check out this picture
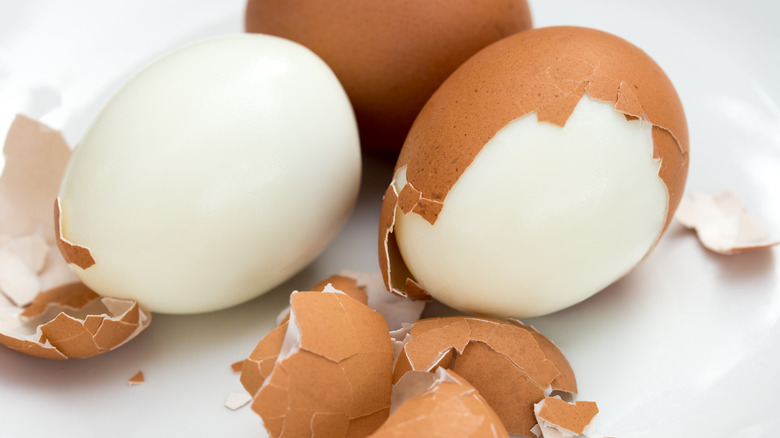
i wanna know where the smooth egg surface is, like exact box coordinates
[246,0,532,154]
[58,34,360,314]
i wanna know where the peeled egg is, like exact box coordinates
[57,34,361,314]
[245,0,532,154]
[379,26,689,318]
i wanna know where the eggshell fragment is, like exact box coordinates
[240,321,288,396]
[128,371,145,386]
[675,191,778,254]
[0,115,78,307]
[57,34,361,314]
[0,282,150,359]
[246,0,532,154]
[225,392,252,411]
[340,270,426,331]
[0,115,149,359]
[379,26,689,318]
[370,368,508,438]
[241,286,394,437]
[392,316,576,437]
[275,272,425,331]
[532,397,602,438]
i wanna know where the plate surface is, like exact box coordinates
[1,1,779,437]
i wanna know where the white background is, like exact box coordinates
[1,0,779,437]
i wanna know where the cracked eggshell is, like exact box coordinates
[56,34,361,314]
[241,286,394,438]
[0,115,149,359]
[0,115,78,307]
[675,191,779,254]
[370,368,508,438]
[379,26,689,318]
[532,396,602,438]
[246,0,532,154]
[392,316,576,437]
[275,272,426,331]
[0,282,150,359]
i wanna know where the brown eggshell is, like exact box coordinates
[240,321,289,396]
[379,25,689,300]
[370,368,508,438]
[245,0,532,154]
[274,272,425,331]
[533,396,600,437]
[127,370,145,386]
[0,282,151,359]
[509,319,578,396]
[0,115,150,359]
[54,197,95,270]
[241,286,394,438]
[392,316,577,437]
[275,274,369,326]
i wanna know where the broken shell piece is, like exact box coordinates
[393,316,576,437]
[675,191,779,254]
[0,115,72,239]
[310,274,369,304]
[54,198,95,270]
[532,396,602,438]
[240,321,289,396]
[0,236,46,307]
[275,272,425,331]
[340,270,426,331]
[274,274,369,326]
[0,115,78,307]
[241,286,394,438]
[379,26,689,318]
[0,115,149,359]
[225,392,253,411]
[0,282,150,359]
[370,368,508,438]
[127,371,145,386]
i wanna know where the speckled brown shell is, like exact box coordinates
[379,26,689,299]
[245,0,532,154]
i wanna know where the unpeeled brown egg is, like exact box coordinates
[245,0,532,154]
[57,34,361,314]
[379,26,689,318]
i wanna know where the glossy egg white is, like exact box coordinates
[57,34,361,314]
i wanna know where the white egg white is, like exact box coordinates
[58,34,361,314]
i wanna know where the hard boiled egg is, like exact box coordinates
[57,34,361,314]
[245,0,532,154]
[379,26,689,318]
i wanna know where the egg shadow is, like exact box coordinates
[665,221,777,279]
[705,248,776,280]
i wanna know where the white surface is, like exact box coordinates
[0,1,779,437]
[393,95,667,318]
[58,33,361,314]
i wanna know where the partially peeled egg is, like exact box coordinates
[379,26,689,317]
